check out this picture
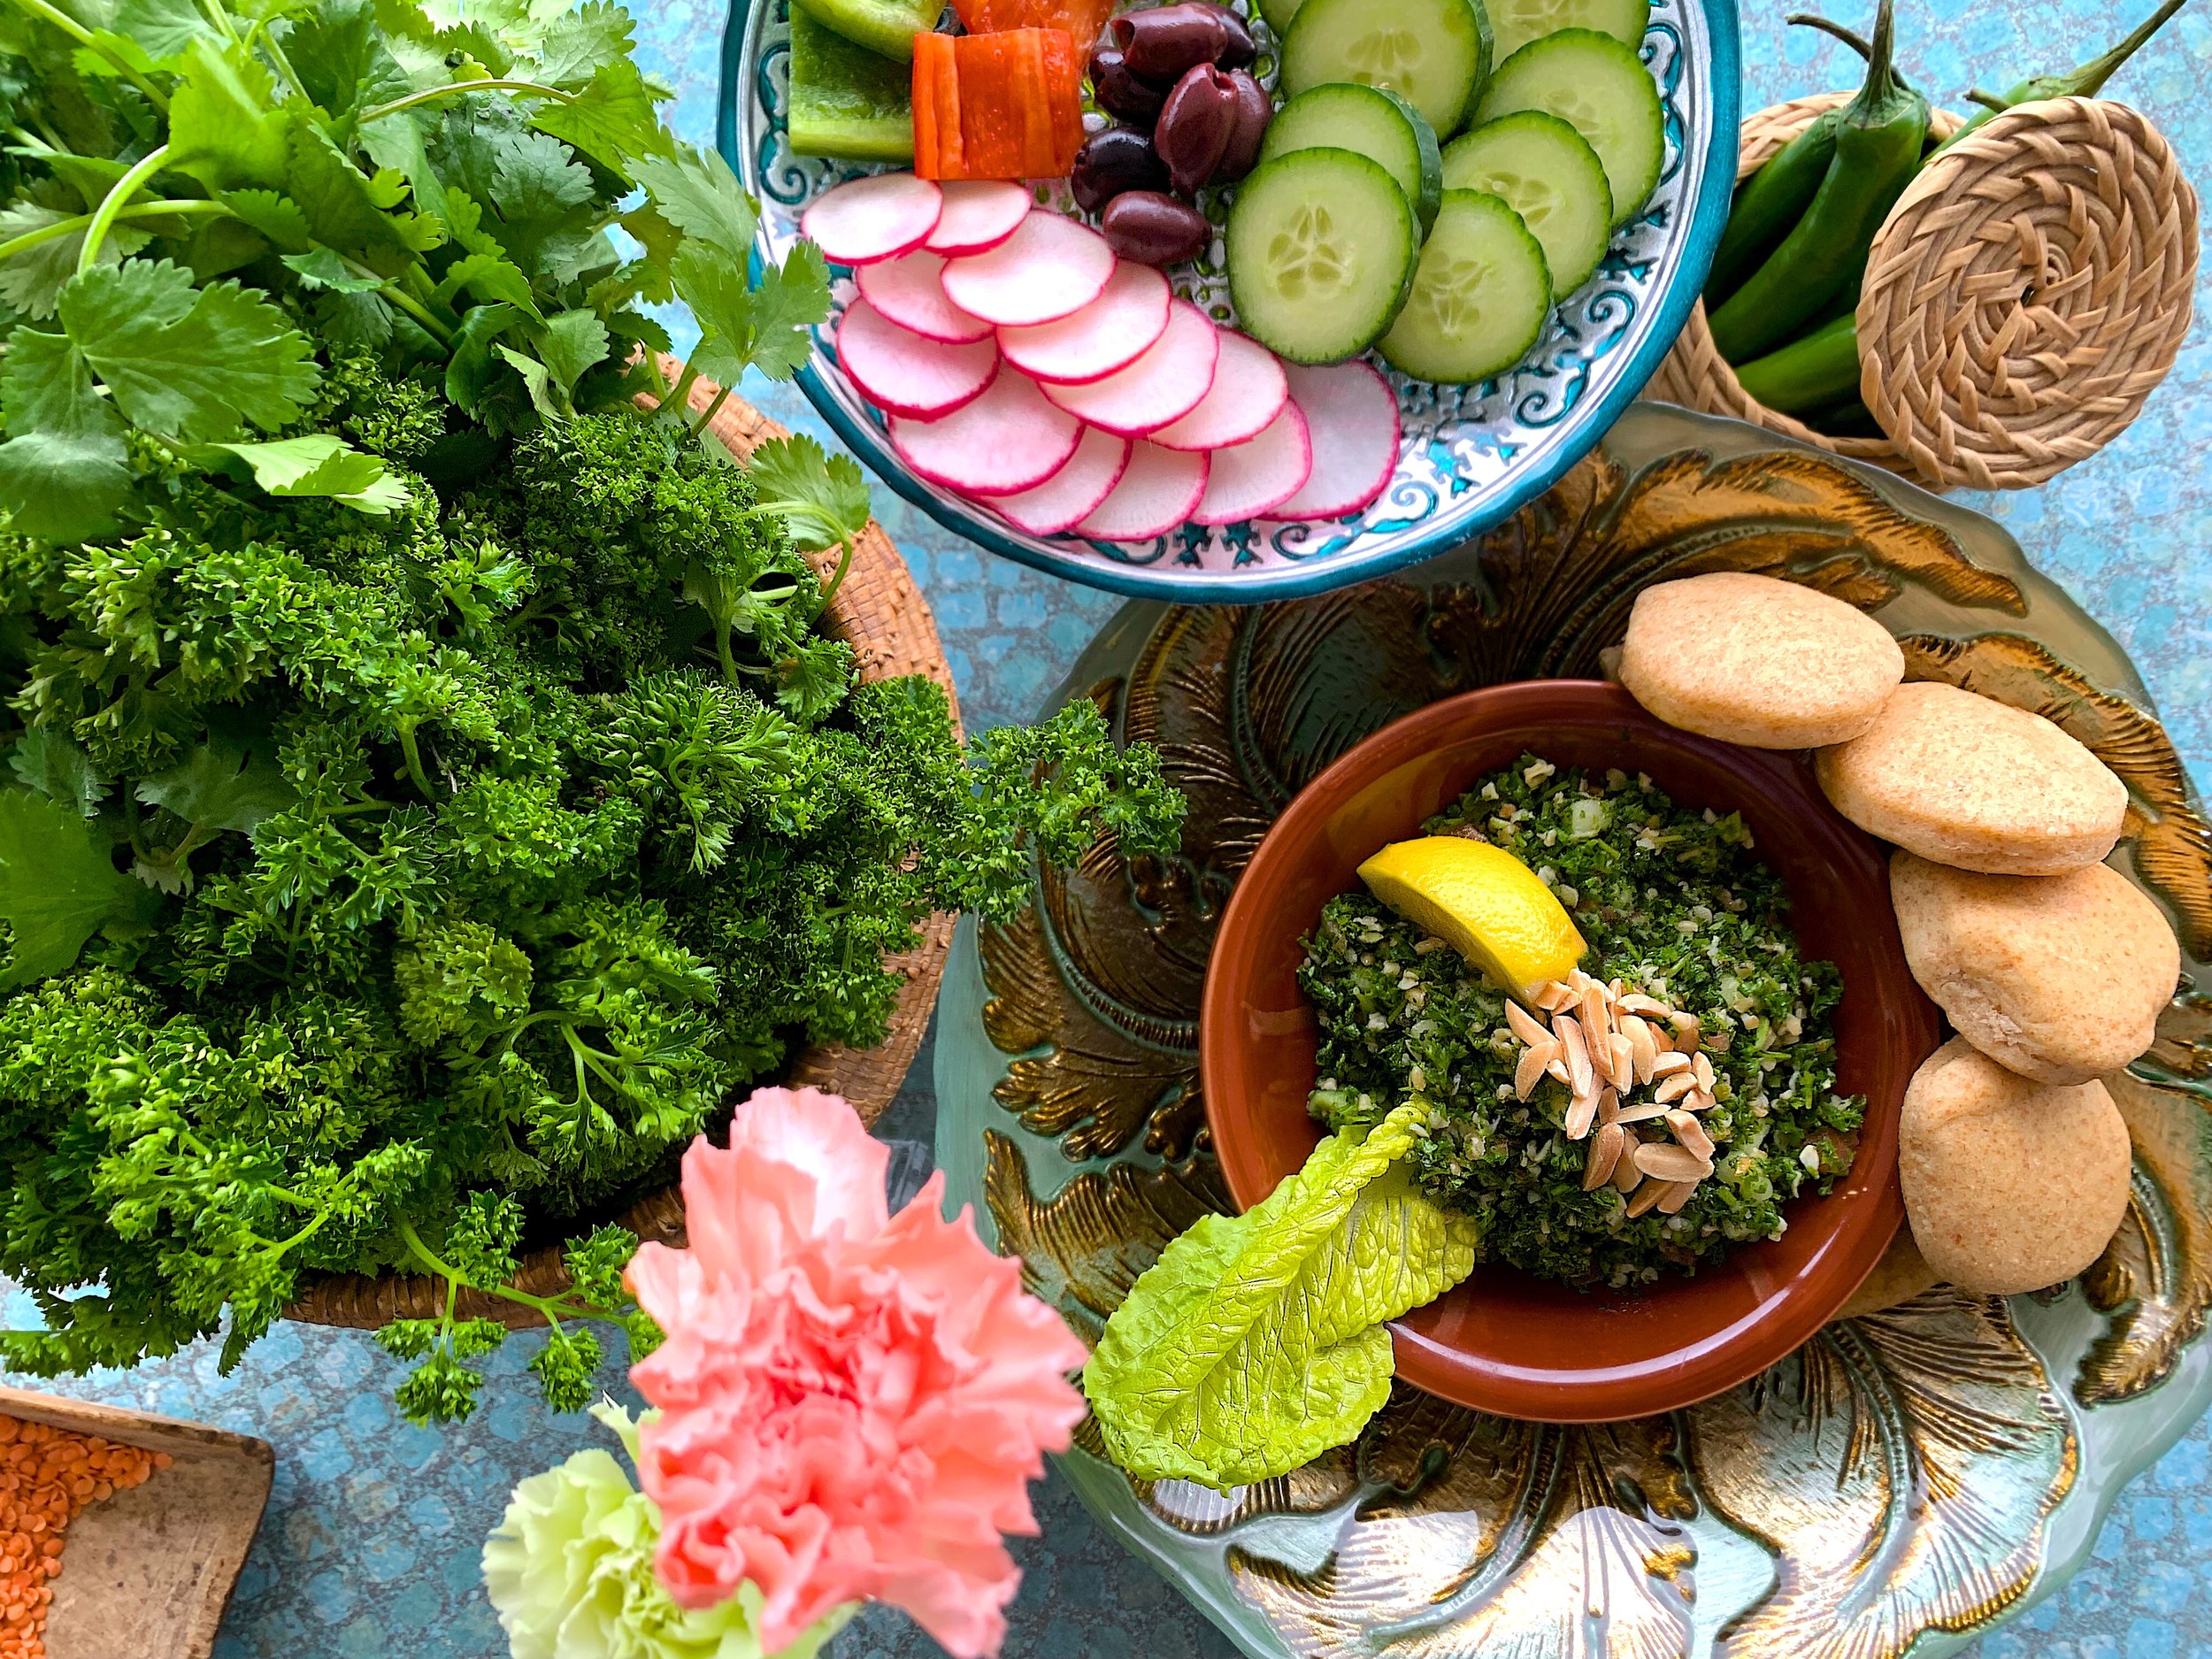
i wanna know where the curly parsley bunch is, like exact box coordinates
[0,0,1184,1421]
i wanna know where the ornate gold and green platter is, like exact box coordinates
[932,402,2212,1659]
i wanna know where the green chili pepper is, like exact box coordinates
[1733,313,1861,413]
[1707,0,1928,365]
[1939,0,2187,152]
[1801,397,1885,439]
[1706,110,1841,308]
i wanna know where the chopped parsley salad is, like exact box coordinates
[1300,755,1864,1289]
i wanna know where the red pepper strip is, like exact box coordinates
[910,32,960,179]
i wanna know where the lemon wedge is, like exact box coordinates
[1356,836,1586,1005]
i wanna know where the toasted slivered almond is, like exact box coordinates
[1656,1179,1698,1215]
[1555,1014,1594,1098]
[1624,1179,1665,1217]
[1619,993,1671,1019]
[1665,1110,1716,1160]
[1671,1012,1703,1050]
[1547,1056,1571,1084]
[1650,1050,1693,1078]
[1652,1071,1695,1103]
[1564,1095,1598,1141]
[1599,1087,1621,1127]
[1634,1142,1715,1183]
[1623,1015,1658,1084]
[1583,1122,1625,1189]
[1614,1099,1673,1125]
[1534,980,1575,1013]
[1682,1087,1716,1113]
[1579,984,1612,1048]
[1514,1042,1557,1100]
[1506,1001,1552,1048]
[1612,1130,1644,1190]
[1693,1051,1717,1094]
[1607,1033,1636,1092]
[1567,968,1594,995]
[1608,978,1627,1002]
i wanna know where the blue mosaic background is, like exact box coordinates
[8,4,2209,1656]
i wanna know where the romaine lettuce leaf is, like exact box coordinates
[1084,1101,1479,1491]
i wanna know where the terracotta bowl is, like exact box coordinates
[1200,680,1942,1422]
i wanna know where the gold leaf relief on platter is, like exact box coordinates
[1233,1409,1694,1659]
[1686,1289,2073,1659]
[980,903,1203,1162]
[981,1125,1225,1339]
[2078,1068,2212,1403]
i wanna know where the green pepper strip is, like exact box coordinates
[1733,312,1861,413]
[1707,0,1928,364]
[1938,0,2187,153]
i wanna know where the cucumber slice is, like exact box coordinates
[1256,0,1305,35]
[1280,0,1493,139]
[1485,0,1645,64]
[1475,30,1662,225]
[1259,84,1444,233]
[787,5,915,162]
[1379,188,1549,382]
[1441,111,1609,291]
[1226,148,1418,363]
[789,0,935,62]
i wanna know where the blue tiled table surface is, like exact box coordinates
[12,5,2211,1658]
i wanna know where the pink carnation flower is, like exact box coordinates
[627,1086,1088,1659]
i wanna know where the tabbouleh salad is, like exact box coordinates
[1299,755,1863,1289]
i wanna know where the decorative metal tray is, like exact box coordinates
[933,403,2212,1657]
[717,0,1740,602]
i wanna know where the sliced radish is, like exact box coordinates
[924,180,1033,257]
[940,212,1115,327]
[856,252,995,344]
[984,427,1133,534]
[1073,442,1209,541]
[802,173,943,265]
[1269,360,1402,520]
[1041,301,1219,436]
[888,373,1083,495]
[837,300,999,419]
[1192,403,1312,525]
[1150,329,1289,451]
[995,263,1171,385]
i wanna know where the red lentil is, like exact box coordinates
[0,1414,168,1659]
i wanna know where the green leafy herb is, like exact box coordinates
[0,0,1185,1425]
[1085,1102,1477,1491]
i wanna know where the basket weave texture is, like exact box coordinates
[1861,96,2199,488]
[1653,94,2198,489]
[286,377,958,1331]
[1650,94,1963,480]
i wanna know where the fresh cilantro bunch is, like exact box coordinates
[0,0,1187,1423]
[0,0,826,539]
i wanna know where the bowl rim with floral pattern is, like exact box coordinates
[1198,678,1943,1422]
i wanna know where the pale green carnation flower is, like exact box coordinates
[483,1403,851,1659]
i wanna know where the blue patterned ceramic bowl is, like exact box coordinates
[718,0,1741,601]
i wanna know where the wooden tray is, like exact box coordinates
[0,1385,273,1659]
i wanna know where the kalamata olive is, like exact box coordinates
[1188,1,1257,69]
[1070,126,1172,214]
[1088,45,1169,125]
[1101,191,1213,266]
[1214,69,1271,182]
[1153,63,1240,196]
[1111,4,1231,86]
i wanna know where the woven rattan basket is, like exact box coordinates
[1650,94,2198,488]
[287,374,958,1331]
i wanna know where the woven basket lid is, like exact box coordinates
[1858,96,2200,489]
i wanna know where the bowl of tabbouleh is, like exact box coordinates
[1199,680,1942,1423]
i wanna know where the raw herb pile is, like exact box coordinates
[1301,757,1860,1288]
[0,0,1183,1421]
